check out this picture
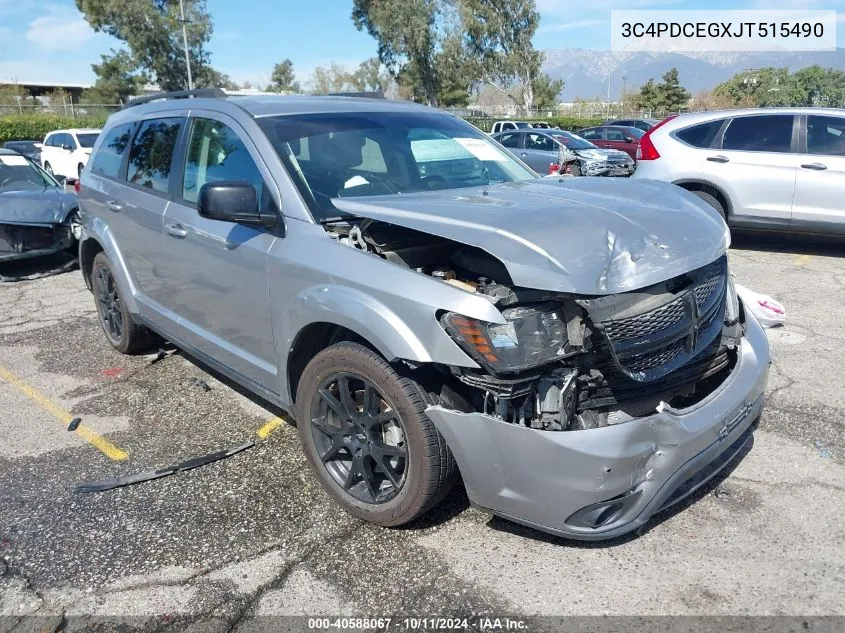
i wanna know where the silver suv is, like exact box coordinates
[633,108,845,235]
[78,91,769,541]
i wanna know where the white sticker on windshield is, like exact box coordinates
[0,155,29,166]
[454,138,508,162]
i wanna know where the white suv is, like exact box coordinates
[41,128,101,181]
[632,108,845,236]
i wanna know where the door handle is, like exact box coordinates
[165,223,188,238]
[801,162,827,171]
[105,200,122,212]
[707,155,730,163]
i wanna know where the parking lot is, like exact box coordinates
[0,235,844,629]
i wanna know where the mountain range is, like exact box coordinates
[541,48,845,101]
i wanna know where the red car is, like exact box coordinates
[575,125,644,160]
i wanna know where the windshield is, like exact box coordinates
[5,142,38,154]
[259,111,537,221]
[77,133,99,148]
[0,154,58,191]
[551,131,598,150]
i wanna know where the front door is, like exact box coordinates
[522,132,558,173]
[159,113,279,390]
[791,114,845,235]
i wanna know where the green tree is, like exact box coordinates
[350,57,390,93]
[352,0,452,106]
[787,65,845,107]
[308,63,353,94]
[75,0,214,91]
[81,50,147,105]
[0,84,33,113]
[270,59,300,93]
[634,68,691,112]
[460,0,542,109]
[530,73,564,109]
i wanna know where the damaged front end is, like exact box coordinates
[325,212,768,540]
[0,222,74,262]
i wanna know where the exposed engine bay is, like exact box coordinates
[326,218,744,432]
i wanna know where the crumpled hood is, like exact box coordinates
[332,178,729,295]
[0,188,77,226]
[575,147,631,162]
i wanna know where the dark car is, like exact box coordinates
[602,118,659,131]
[0,149,80,262]
[577,125,644,160]
[3,140,42,163]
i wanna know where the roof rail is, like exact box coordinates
[327,91,385,99]
[123,87,228,109]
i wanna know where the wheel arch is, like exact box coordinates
[80,237,104,291]
[673,179,732,218]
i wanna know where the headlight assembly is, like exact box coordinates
[441,302,569,373]
[725,273,741,325]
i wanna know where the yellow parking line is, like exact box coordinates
[795,254,812,266]
[0,364,128,461]
[256,417,284,439]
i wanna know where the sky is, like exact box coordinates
[0,0,844,88]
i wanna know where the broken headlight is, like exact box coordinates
[725,274,740,324]
[441,302,568,373]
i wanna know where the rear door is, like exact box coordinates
[707,114,798,228]
[603,128,638,158]
[791,113,845,235]
[521,132,558,173]
[158,113,279,389]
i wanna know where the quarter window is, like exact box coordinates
[126,118,182,193]
[675,120,724,148]
[806,115,845,157]
[182,118,267,207]
[722,115,794,153]
[90,123,133,179]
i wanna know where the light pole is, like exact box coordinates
[178,0,193,90]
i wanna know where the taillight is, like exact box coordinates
[636,115,678,161]
[74,180,80,194]
[548,162,560,175]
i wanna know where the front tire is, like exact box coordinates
[91,253,156,354]
[295,342,456,527]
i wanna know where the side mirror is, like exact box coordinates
[198,181,276,228]
[61,144,73,151]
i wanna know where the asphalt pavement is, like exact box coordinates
[0,236,843,632]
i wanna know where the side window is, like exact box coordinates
[44,135,55,147]
[497,132,521,149]
[722,115,794,153]
[606,129,626,142]
[806,115,845,157]
[182,117,266,207]
[90,123,133,179]
[65,134,77,150]
[126,117,182,193]
[526,133,554,151]
[579,128,600,140]
[675,120,724,148]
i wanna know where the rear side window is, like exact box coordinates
[675,119,724,148]
[606,129,627,141]
[126,118,182,193]
[182,118,266,207]
[579,128,602,140]
[722,115,794,153]
[90,123,133,179]
[497,132,521,148]
[806,115,845,157]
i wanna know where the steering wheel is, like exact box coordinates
[419,175,447,190]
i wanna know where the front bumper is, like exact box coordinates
[582,161,635,177]
[426,312,770,540]
[0,223,73,262]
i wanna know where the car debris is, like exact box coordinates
[736,284,785,328]
[191,378,212,392]
[74,440,255,493]
[66,417,82,432]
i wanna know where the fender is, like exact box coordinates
[79,217,140,316]
[275,284,489,401]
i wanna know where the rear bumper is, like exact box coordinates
[426,313,770,541]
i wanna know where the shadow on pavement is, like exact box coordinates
[0,252,78,282]
[731,231,845,257]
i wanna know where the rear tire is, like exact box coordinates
[692,190,727,222]
[91,252,157,354]
[44,162,53,176]
[78,163,84,179]
[295,342,456,527]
